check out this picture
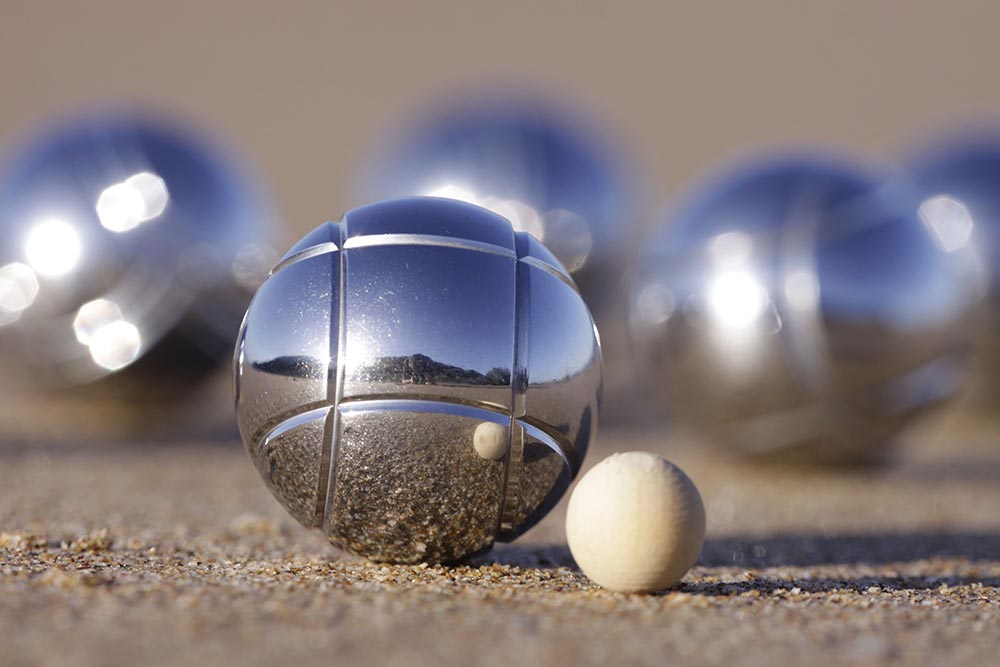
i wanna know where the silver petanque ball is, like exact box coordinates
[0,110,276,435]
[903,136,1000,402]
[629,156,971,464]
[235,197,602,563]
[357,95,635,296]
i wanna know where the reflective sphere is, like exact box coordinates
[358,95,634,286]
[235,197,602,563]
[629,156,970,464]
[0,112,275,395]
[904,137,1000,400]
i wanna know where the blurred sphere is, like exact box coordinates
[629,156,971,464]
[358,94,635,295]
[0,110,277,437]
[904,136,1000,402]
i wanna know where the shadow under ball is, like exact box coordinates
[357,95,636,304]
[629,156,970,464]
[235,197,602,563]
[904,137,1000,404]
[0,111,276,436]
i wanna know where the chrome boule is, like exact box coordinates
[629,155,971,464]
[0,110,277,438]
[903,135,1000,404]
[235,197,602,562]
[358,94,635,293]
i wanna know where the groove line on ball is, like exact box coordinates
[518,255,577,292]
[518,418,575,471]
[269,240,340,276]
[498,232,532,537]
[317,219,349,527]
[259,405,334,450]
[249,400,333,452]
[343,232,517,258]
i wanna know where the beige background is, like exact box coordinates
[2,1,998,242]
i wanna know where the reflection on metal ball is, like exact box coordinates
[235,197,602,563]
[358,94,635,287]
[904,136,1000,400]
[473,421,508,461]
[629,156,971,464]
[0,110,276,427]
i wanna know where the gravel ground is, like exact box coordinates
[2,407,1000,667]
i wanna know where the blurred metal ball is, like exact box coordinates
[904,136,1000,400]
[235,197,601,563]
[358,94,635,289]
[629,156,970,464]
[0,111,276,433]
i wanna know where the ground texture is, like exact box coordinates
[2,408,1000,667]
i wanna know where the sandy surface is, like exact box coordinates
[2,408,1000,667]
